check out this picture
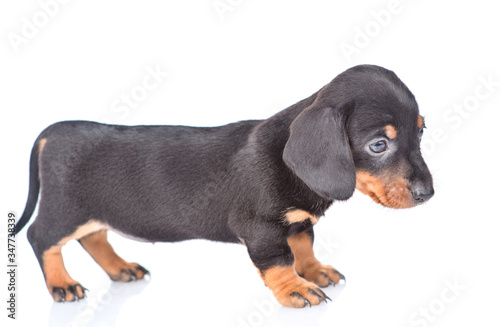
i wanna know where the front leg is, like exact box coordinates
[246,231,329,308]
[288,228,345,287]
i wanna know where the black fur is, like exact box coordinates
[17,64,433,283]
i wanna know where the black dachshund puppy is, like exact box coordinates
[15,64,433,307]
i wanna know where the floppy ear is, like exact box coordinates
[283,106,356,200]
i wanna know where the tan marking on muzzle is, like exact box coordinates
[355,171,416,209]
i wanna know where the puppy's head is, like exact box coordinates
[283,65,434,208]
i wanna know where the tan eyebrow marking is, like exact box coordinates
[384,125,397,139]
[417,115,425,129]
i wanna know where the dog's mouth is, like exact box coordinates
[355,171,416,209]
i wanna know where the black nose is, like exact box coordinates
[411,184,434,204]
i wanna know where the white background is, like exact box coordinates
[1,1,499,326]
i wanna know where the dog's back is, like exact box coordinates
[34,120,260,242]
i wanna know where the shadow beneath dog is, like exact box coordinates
[48,278,150,327]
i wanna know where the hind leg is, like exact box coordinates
[79,230,149,282]
[28,219,106,302]
[42,245,87,302]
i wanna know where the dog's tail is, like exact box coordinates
[15,138,43,235]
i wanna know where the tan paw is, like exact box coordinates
[261,266,330,308]
[108,263,149,282]
[48,282,86,302]
[300,262,345,287]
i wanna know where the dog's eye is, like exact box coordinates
[418,127,425,140]
[369,140,388,153]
